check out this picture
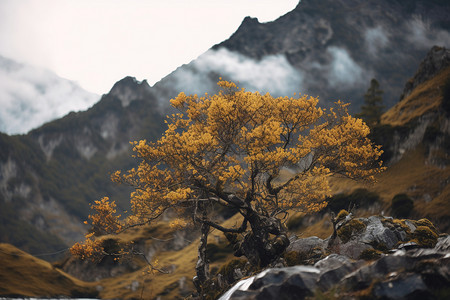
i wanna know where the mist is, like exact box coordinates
[0,56,99,135]
[168,48,305,97]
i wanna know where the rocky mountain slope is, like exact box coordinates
[0,77,165,257]
[208,0,450,111]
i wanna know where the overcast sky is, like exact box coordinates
[0,0,298,94]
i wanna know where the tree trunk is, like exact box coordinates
[236,211,290,267]
[194,210,210,295]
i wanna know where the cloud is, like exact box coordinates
[0,56,99,134]
[325,46,367,89]
[365,26,389,57]
[407,16,450,49]
[169,48,305,97]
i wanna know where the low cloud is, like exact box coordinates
[169,48,305,97]
[326,46,366,89]
[407,16,450,49]
[0,56,99,134]
[365,26,389,57]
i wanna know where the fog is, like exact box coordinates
[0,56,99,134]
[169,48,305,97]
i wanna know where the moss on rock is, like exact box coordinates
[337,219,366,243]
[413,226,439,248]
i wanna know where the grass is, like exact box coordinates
[0,243,97,298]
[381,66,450,126]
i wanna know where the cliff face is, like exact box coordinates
[379,47,450,167]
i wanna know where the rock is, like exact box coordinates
[314,254,364,290]
[359,216,399,249]
[397,241,420,250]
[337,241,373,259]
[401,46,450,100]
[221,247,450,300]
[220,266,320,300]
[286,236,325,253]
[435,235,450,251]
[372,273,431,299]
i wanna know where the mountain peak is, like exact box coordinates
[108,76,152,107]
[401,46,450,101]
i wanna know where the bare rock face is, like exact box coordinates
[401,46,450,100]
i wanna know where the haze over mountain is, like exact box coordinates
[0,56,99,135]
[0,0,449,260]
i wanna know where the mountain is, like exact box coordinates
[0,77,165,258]
[1,0,450,260]
[159,0,450,113]
[0,56,99,134]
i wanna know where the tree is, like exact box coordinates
[357,78,384,127]
[71,80,384,292]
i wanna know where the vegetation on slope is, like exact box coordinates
[0,243,97,298]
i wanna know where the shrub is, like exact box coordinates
[359,248,382,260]
[413,226,439,248]
[391,194,414,218]
[217,258,248,284]
[336,209,349,221]
[325,189,380,214]
[206,243,234,263]
[286,214,304,230]
[337,219,366,243]
[283,251,306,266]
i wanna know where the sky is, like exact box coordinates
[0,0,298,94]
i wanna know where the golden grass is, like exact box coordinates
[381,66,450,126]
[328,146,450,224]
[0,243,96,297]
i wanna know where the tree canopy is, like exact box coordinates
[72,80,384,289]
[357,78,384,127]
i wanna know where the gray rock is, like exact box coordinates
[221,246,450,300]
[221,266,320,300]
[404,220,417,232]
[287,236,325,254]
[373,273,430,299]
[337,241,373,259]
[435,235,450,251]
[315,254,364,290]
[359,216,399,248]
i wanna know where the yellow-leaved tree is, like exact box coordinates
[72,80,384,290]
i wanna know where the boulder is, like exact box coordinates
[220,247,450,300]
[219,266,320,300]
[435,235,450,251]
[358,216,399,249]
[286,236,325,253]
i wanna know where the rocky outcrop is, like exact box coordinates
[221,247,450,300]
[401,46,450,100]
[221,216,449,300]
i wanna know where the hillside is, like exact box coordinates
[0,243,97,298]
[329,46,450,231]
[0,77,166,257]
